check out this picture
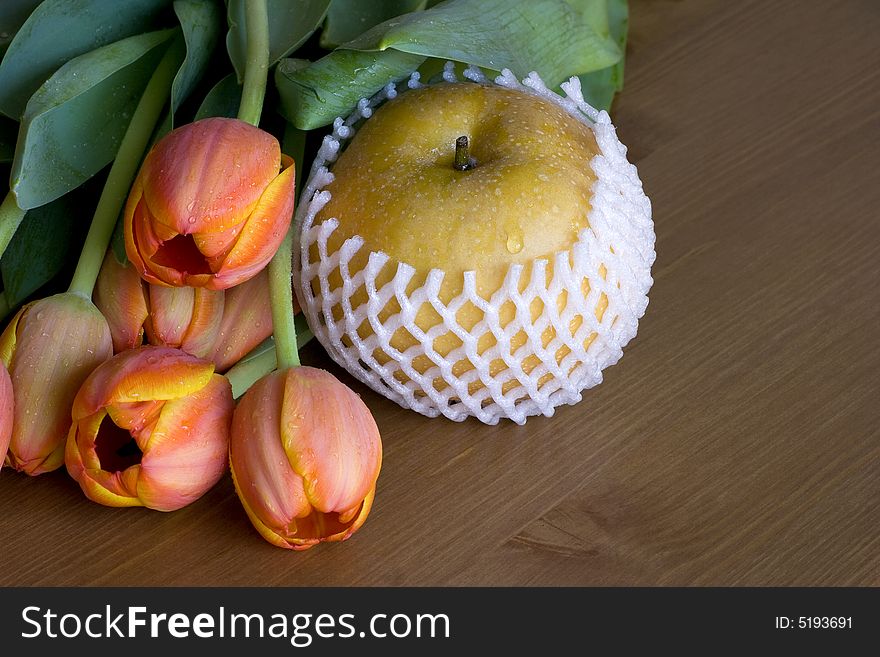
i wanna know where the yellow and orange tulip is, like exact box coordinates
[229,366,382,550]
[1,362,12,471]
[65,346,232,511]
[0,293,112,475]
[124,117,295,290]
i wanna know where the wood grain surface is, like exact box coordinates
[1,0,878,586]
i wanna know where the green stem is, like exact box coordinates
[0,191,27,262]
[225,314,314,398]
[67,38,183,298]
[236,0,269,127]
[268,231,299,369]
[225,341,276,399]
[235,0,299,371]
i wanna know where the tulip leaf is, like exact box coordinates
[10,28,176,210]
[0,0,44,60]
[171,0,223,118]
[226,0,331,83]
[0,0,172,120]
[0,192,78,308]
[0,116,17,163]
[340,0,620,87]
[320,0,426,49]
[194,73,242,120]
[276,50,425,130]
[574,0,629,110]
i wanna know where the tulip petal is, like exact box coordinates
[144,285,225,358]
[140,118,281,235]
[94,252,148,353]
[229,371,310,530]
[137,374,231,511]
[73,346,214,416]
[214,158,295,288]
[145,285,196,347]
[280,367,382,514]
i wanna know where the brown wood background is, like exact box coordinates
[1,0,878,586]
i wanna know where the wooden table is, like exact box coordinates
[2,0,877,586]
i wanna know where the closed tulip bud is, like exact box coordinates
[1,363,12,471]
[65,346,232,511]
[144,285,224,359]
[95,251,225,358]
[210,269,274,372]
[0,293,112,475]
[124,117,295,290]
[230,366,382,550]
[93,251,149,353]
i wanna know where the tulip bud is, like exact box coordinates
[0,293,112,475]
[210,269,274,372]
[124,117,296,290]
[93,251,149,352]
[144,285,224,359]
[230,366,382,549]
[95,251,225,358]
[65,346,232,511]
[1,363,12,471]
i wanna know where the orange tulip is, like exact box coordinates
[65,346,232,511]
[94,251,224,359]
[93,251,149,353]
[124,117,295,290]
[229,366,382,549]
[1,363,12,472]
[143,285,224,359]
[0,293,112,475]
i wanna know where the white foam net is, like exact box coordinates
[294,65,655,425]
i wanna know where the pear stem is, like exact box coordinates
[453,135,475,171]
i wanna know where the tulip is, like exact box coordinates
[1,363,12,471]
[124,117,296,290]
[229,366,382,549]
[210,268,275,372]
[65,346,232,511]
[0,293,112,475]
[143,285,224,359]
[93,251,149,352]
[94,251,225,358]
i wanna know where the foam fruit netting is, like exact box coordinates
[294,63,655,425]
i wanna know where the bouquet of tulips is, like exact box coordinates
[0,0,628,549]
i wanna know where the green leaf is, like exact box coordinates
[194,72,241,120]
[11,28,176,210]
[0,0,171,119]
[0,192,78,307]
[171,0,223,118]
[320,0,426,49]
[575,0,628,110]
[0,0,44,60]
[341,0,620,88]
[0,115,16,163]
[275,50,424,130]
[226,0,331,83]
